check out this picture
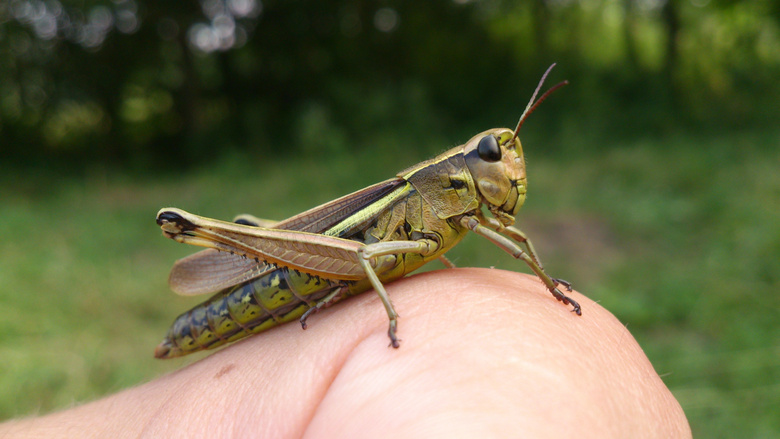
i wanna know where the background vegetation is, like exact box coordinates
[1,0,778,436]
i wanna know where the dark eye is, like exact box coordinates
[477,135,501,162]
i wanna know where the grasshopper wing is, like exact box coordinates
[167,214,278,295]
[167,249,274,296]
[162,178,410,292]
[158,209,371,279]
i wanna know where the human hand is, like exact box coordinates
[1,269,691,438]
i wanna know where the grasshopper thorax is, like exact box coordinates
[464,128,526,226]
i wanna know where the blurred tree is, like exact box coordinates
[0,0,778,169]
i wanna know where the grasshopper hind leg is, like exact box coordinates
[232,214,279,228]
[299,286,345,330]
[358,239,440,348]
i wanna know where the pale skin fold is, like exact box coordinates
[1,269,691,439]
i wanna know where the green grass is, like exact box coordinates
[1,127,778,437]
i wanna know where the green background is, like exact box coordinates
[1,1,778,436]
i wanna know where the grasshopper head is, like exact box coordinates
[464,64,568,226]
[464,129,526,225]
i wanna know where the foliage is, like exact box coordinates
[1,0,778,167]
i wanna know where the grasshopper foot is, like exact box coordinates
[550,287,582,316]
[388,320,401,348]
[300,287,344,331]
[568,297,582,316]
[300,306,319,330]
[552,277,573,292]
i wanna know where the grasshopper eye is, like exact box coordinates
[477,135,501,162]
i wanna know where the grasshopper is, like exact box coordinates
[154,64,581,359]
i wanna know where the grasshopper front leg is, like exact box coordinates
[459,215,582,315]
[476,212,572,292]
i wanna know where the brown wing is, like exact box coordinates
[165,178,407,295]
[159,209,368,280]
[274,178,407,234]
[167,250,274,296]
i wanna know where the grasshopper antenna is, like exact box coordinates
[514,63,569,139]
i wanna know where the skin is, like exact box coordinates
[1,269,691,438]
